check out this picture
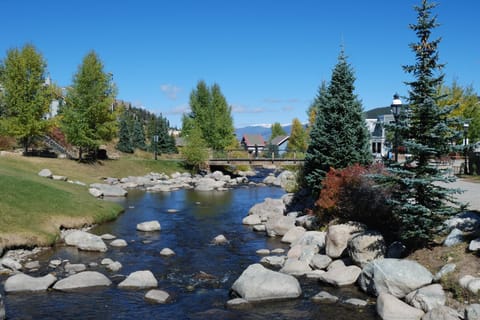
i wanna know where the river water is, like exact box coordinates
[1,185,378,319]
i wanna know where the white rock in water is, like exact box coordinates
[160,248,175,256]
[53,271,112,291]
[64,230,107,252]
[5,273,57,293]
[106,261,122,272]
[145,289,170,303]
[212,234,228,245]
[110,239,128,247]
[136,220,161,232]
[231,263,301,302]
[118,270,158,289]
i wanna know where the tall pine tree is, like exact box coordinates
[116,116,133,153]
[378,0,462,248]
[304,51,371,196]
[131,118,146,150]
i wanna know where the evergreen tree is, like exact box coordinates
[379,0,462,248]
[131,118,146,150]
[303,52,371,195]
[156,114,177,154]
[116,116,133,153]
[0,44,53,153]
[61,51,116,160]
[287,118,307,153]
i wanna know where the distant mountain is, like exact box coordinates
[235,124,292,141]
[364,106,391,119]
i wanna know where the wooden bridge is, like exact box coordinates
[208,158,304,166]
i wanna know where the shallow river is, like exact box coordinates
[1,185,378,319]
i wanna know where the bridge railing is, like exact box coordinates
[208,149,305,165]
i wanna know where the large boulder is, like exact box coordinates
[65,263,87,273]
[1,257,22,271]
[242,215,262,225]
[110,239,128,247]
[348,231,386,268]
[53,271,111,291]
[265,215,296,237]
[279,258,312,276]
[90,183,127,197]
[443,228,464,247]
[376,292,424,320]
[281,226,306,244]
[444,211,480,232]
[465,304,480,320]
[89,188,103,198]
[358,259,433,298]
[136,220,161,232]
[318,265,362,287]
[291,231,326,251]
[421,306,462,320]
[231,263,301,302]
[145,289,170,304]
[275,170,297,191]
[118,270,158,289]
[325,222,365,259]
[194,177,225,191]
[248,198,285,222]
[405,284,446,312]
[64,230,107,252]
[260,255,286,269]
[38,168,53,178]
[4,273,57,293]
[310,254,332,270]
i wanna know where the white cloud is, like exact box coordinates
[160,84,181,100]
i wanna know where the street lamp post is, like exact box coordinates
[153,135,159,160]
[390,93,403,163]
[464,123,469,175]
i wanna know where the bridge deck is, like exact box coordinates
[208,158,304,166]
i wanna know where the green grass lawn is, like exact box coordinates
[0,154,185,249]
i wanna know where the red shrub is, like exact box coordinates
[317,164,367,211]
[316,163,398,241]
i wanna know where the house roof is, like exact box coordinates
[242,134,266,147]
[270,135,289,146]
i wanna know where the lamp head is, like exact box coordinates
[391,93,403,116]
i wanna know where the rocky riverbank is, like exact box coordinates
[232,195,480,320]
[0,168,297,319]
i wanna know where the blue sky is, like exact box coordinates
[1,1,478,128]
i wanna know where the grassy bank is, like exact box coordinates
[0,154,185,250]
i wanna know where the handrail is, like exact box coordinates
[43,135,77,159]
